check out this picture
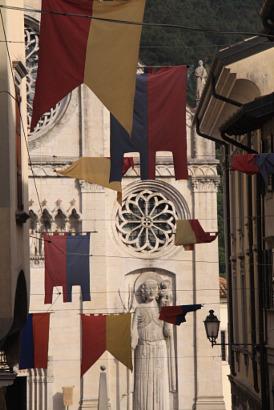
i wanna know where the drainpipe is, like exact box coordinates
[196,119,236,377]
[191,191,197,410]
[79,85,85,409]
[221,132,258,154]
[256,172,270,409]
[247,169,259,393]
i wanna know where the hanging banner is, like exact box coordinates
[159,304,202,325]
[62,386,74,407]
[231,153,274,183]
[19,313,50,369]
[110,66,188,181]
[31,0,146,135]
[81,313,132,375]
[175,219,217,248]
[44,233,91,303]
[56,157,122,193]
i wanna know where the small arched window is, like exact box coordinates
[68,209,81,233]
[40,209,52,232]
[29,209,38,232]
[54,209,67,231]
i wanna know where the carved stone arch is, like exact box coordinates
[29,209,38,232]
[24,15,71,148]
[68,208,82,232]
[54,208,67,231]
[124,267,177,310]
[40,208,52,231]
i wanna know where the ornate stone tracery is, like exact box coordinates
[24,16,69,141]
[115,181,190,256]
[29,206,82,263]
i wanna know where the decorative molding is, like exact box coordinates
[124,162,219,180]
[28,165,59,177]
[79,181,105,193]
[191,176,220,192]
[80,398,111,409]
[188,164,218,178]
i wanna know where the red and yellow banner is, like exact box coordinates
[175,219,218,248]
[81,313,132,375]
[31,0,146,134]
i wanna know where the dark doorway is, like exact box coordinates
[6,376,27,410]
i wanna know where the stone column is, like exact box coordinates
[191,167,226,410]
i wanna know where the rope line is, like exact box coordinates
[0,4,272,40]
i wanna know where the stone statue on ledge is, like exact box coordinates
[132,274,176,410]
[195,60,208,103]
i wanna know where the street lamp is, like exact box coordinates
[204,310,255,348]
[204,310,220,347]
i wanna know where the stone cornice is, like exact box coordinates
[29,155,218,166]
[29,162,220,193]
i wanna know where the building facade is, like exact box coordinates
[220,277,231,410]
[0,0,30,407]
[196,16,274,409]
[22,2,225,409]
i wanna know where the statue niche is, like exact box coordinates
[131,272,176,410]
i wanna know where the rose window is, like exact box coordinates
[24,17,69,139]
[116,188,178,254]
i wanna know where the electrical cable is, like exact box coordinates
[30,302,221,312]
[27,286,259,296]
[0,4,273,40]
[0,10,43,215]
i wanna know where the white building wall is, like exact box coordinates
[24,5,225,409]
[220,297,231,410]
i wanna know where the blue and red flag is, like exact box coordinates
[19,313,50,369]
[231,153,274,183]
[159,304,202,326]
[44,233,91,304]
[110,66,188,181]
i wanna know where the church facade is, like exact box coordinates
[22,4,226,410]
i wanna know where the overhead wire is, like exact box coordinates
[30,302,220,312]
[27,285,259,296]
[0,4,273,40]
[0,10,43,215]
[0,5,261,376]
[2,2,272,274]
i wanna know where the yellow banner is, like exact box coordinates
[84,0,146,134]
[106,313,132,370]
[56,157,122,193]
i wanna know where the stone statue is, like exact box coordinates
[132,276,176,410]
[195,60,208,102]
[159,280,176,393]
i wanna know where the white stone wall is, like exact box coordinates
[25,13,225,405]
[220,299,231,410]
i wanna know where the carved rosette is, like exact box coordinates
[114,180,190,257]
[116,190,177,253]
